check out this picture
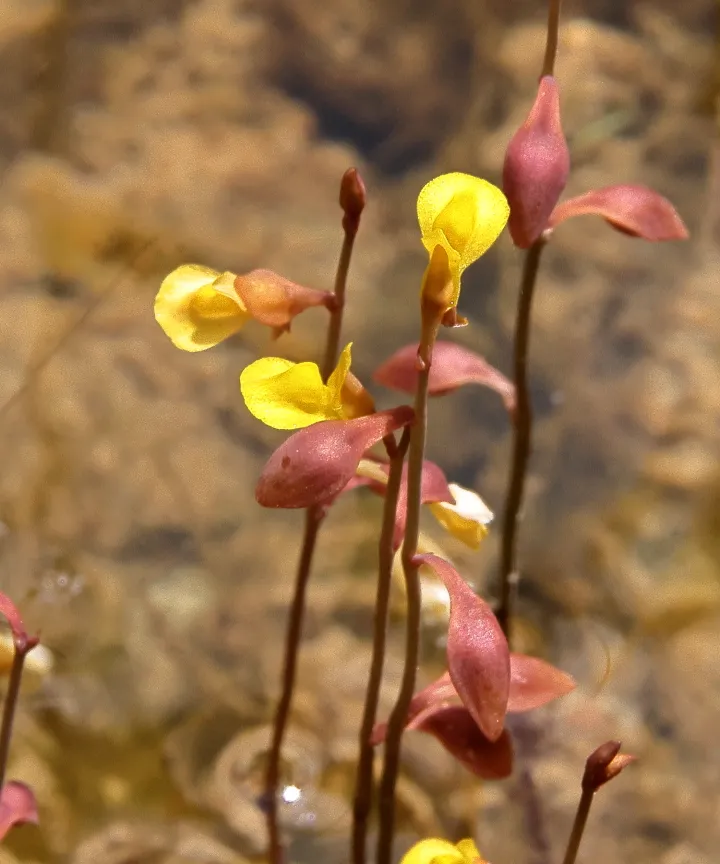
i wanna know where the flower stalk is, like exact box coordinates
[497,236,547,643]
[263,169,365,864]
[351,427,411,864]
[0,635,37,793]
[377,359,432,864]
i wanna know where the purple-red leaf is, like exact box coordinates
[374,342,515,414]
[413,706,514,779]
[503,76,570,248]
[0,593,35,651]
[415,554,510,742]
[508,653,576,712]
[0,782,38,839]
[255,407,414,509]
[549,184,689,241]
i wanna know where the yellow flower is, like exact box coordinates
[240,343,374,430]
[417,173,509,310]
[428,483,493,550]
[154,265,249,352]
[401,838,483,864]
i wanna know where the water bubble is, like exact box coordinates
[37,569,84,605]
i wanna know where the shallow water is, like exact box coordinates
[0,1,718,862]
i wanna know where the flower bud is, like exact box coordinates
[339,168,367,235]
[503,76,570,248]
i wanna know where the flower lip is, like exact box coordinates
[154,264,249,352]
[417,173,510,309]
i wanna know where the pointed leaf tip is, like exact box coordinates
[0,593,33,650]
[503,76,570,248]
[374,342,515,414]
[549,184,688,241]
[255,407,414,509]
[0,782,39,839]
[415,554,510,741]
[508,653,576,712]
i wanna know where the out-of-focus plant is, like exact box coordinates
[151,0,688,861]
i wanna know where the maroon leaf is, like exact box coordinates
[549,184,689,241]
[255,407,414,509]
[413,706,514,779]
[374,342,515,414]
[370,671,460,746]
[0,782,38,839]
[503,76,570,248]
[508,653,576,712]
[0,593,33,650]
[415,554,510,742]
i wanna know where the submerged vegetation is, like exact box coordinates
[0,0,712,862]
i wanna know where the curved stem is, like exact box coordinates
[497,238,546,645]
[351,429,411,864]
[263,182,360,864]
[0,639,36,791]
[377,363,431,864]
[541,0,563,78]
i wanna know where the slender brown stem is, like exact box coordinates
[263,508,324,864]
[561,786,594,864]
[541,0,563,78]
[376,361,431,864]
[262,176,362,864]
[497,238,546,645]
[322,229,355,379]
[0,639,36,791]
[351,428,411,864]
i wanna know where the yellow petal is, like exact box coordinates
[417,173,509,305]
[240,356,345,430]
[327,342,353,404]
[455,839,483,863]
[428,483,494,550]
[400,839,466,864]
[356,459,389,484]
[154,265,248,352]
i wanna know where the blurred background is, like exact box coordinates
[0,0,718,862]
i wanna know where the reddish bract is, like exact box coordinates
[549,184,689,241]
[373,342,515,414]
[255,407,414,509]
[414,706,514,780]
[507,653,576,712]
[0,593,37,652]
[416,554,510,742]
[0,782,38,839]
[503,76,570,248]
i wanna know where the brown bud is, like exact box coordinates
[339,168,366,235]
[503,76,570,248]
[582,741,636,792]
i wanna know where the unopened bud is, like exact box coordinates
[339,168,367,235]
[582,740,635,792]
[503,76,570,248]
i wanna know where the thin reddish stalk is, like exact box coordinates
[263,178,361,864]
[351,428,411,864]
